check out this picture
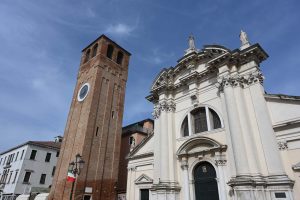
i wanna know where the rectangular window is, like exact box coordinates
[39,174,46,184]
[3,170,9,183]
[83,195,91,200]
[52,166,56,176]
[140,189,149,200]
[3,156,6,165]
[275,192,286,198]
[7,171,13,184]
[56,151,60,157]
[30,150,37,160]
[194,107,208,133]
[45,153,51,162]
[15,152,19,161]
[6,155,11,165]
[23,172,31,183]
[12,171,18,183]
[20,150,25,160]
[11,153,15,163]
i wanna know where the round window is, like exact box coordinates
[77,83,90,102]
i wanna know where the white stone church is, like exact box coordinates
[125,32,300,200]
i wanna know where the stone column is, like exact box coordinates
[151,99,180,199]
[215,158,227,200]
[152,104,161,183]
[247,72,285,175]
[160,101,170,181]
[222,79,250,175]
[233,83,261,174]
[181,157,190,200]
[188,112,193,136]
[167,100,176,181]
[205,106,212,131]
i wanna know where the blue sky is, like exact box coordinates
[0,0,299,152]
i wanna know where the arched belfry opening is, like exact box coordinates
[194,162,220,200]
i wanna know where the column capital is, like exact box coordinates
[180,157,189,170]
[152,104,161,119]
[181,161,189,170]
[216,70,264,92]
[152,100,176,119]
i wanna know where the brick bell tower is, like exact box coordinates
[49,35,130,200]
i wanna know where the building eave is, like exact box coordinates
[127,133,154,159]
[0,141,61,155]
[81,34,131,56]
[265,94,300,101]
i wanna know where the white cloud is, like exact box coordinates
[105,23,135,36]
[138,48,175,65]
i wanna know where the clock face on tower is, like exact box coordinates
[77,83,90,102]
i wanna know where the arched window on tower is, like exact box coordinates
[116,51,124,65]
[92,44,98,58]
[84,49,91,63]
[106,44,114,59]
[181,106,222,137]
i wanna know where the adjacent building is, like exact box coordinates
[117,119,154,200]
[126,33,300,200]
[0,137,61,200]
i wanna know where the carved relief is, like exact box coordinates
[180,160,189,170]
[128,166,137,171]
[152,104,161,119]
[215,159,227,166]
[246,71,264,85]
[217,71,264,92]
[152,100,176,119]
[278,141,288,150]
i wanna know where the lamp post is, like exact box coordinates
[68,153,85,200]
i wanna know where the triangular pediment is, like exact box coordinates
[135,174,153,184]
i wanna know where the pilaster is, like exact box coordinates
[220,74,250,175]
[217,66,294,199]
[151,98,180,199]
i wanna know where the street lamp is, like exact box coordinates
[68,153,85,200]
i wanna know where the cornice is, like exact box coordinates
[128,152,154,160]
[147,43,268,103]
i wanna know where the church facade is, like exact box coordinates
[126,33,300,200]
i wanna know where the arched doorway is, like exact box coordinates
[194,162,219,200]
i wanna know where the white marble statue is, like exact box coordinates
[188,35,196,50]
[240,30,249,45]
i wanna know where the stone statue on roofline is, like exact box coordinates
[240,30,250,50]
[185,34,197,55]
[188,35,196,50]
